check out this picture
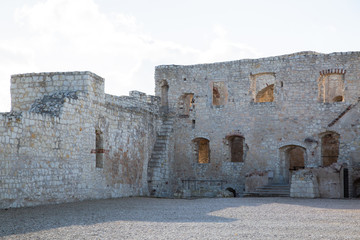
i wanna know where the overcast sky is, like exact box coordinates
[0,0,359,112]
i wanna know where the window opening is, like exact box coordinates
[288,147,305,170]
[255,84,274,103]
[95,129,104,168]
[212,82,227,106]
[193,138,210,163]
[229,136,244,162]
[179,93,194,116]
[160,80,169,112]
[318,70,345,103]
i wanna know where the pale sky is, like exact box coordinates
[1,0,359,112]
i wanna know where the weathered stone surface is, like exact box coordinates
[154,51,360,198]
[0,72,161,209]
[2,51,360,208]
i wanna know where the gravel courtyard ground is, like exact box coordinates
[1,197,360,240]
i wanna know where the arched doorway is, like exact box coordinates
[279,145,306,183]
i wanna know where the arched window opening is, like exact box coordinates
[321,132,339,167]
[193,138,210,164]
[228,136,244,162]
[95,129,104,168]
[255,84,274,103]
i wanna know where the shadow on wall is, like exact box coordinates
[354,178,360,198]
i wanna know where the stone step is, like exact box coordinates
[156,134,169,138]
[148,162,162,168]
[153,146,166,151]
[258,186,290,190]
[153,147,166,152]
[243,193,290,197]
[150,155,165,160]
[248,190,290,195]
[161,124,173,127]
[243,184,290,197]
[148,159,163,165]
[160,128,172,132]
[151,150,166,155]
[163,120,174,124]
[158,130,172,134]
[147,116,174,197]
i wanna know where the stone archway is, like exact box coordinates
[279,145,306,183]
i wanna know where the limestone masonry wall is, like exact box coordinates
[1,72,160,208]
[1,51,360,208]
[155,51,360,197]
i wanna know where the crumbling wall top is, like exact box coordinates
[10,71,104,112]
[155,51,360,69]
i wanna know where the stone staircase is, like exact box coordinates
[328,99,360,127]
[243,183,290,197]
[147,116,174,197]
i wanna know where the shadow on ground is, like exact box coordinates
[0,197,359,237]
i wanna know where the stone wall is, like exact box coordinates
[0,72,160,209]
[154,51,360,197]
[2,51,360,207]
[11,72,104,112]
[290,164,343,198]
[290,170,320,198]
[244,171,270,193]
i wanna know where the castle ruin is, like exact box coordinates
[1,51,360,208]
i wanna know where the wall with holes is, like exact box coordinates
[155,51,360,197]
[0,72,161,209]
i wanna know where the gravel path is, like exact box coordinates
[1,197,360,240]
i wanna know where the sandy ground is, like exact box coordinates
[1,197,360,240]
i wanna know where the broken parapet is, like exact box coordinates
[105,91,160,114]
